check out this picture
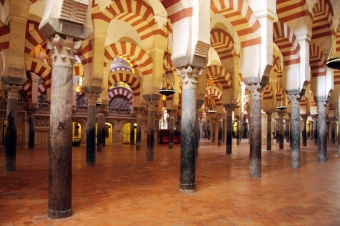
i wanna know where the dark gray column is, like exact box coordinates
[168,110,175,149]
[177,66,203,193]
[275,115,280,144]
[310,120,314,140]
[330,117,335,144]
[195,101,203,156]
[28,114,35,149]
[97,113,104,152]
[143,97,159,161]
[313,115,318,145]
[317,101,327,162]
[266,111,272,150]
[130,119,135,146]
[4,85,20,171]
[218,115,223,146]
[86,93,99,165]
[224,105,235,154]
[135,107,143,151]
[48,35,80,218]
[235,115,240,145]
[247,84,262,177]
[301,114,308,147]
[278,111,285,149]
[287,94,301,168]
[202,120,207,138]
[211,117,216,142]
[222,117,227,142]
[285,116,290,142]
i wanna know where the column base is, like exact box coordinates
[179,184,195,193]
[318,156,327,162]
[48,209,72,219]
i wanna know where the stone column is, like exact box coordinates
[28,114,35,149]
[207,119,211,140]
[224,104,235,154]
[278,111,285,149]
[168,110,175,149]
[287,94,300,168]
[285,115,290,142]
[218,115,223,146]
[143,97,159,161]
[176,66,203,193]
[275,115,280,144]
[211,116,216,142]
[317,101,328,162]
[97,112,105,152]
[222,116,227,142]
[310,120,314,140]
[135,108,143,151]
[301,114,308,147]
[196,101,203,156]
[266,111,272,150]
[312,115,318,145]
[86,93,99,165]
[48,35,81,218]
[202,120,207,138]
[235,115,242,145]
[4,85,20,171]
[330,117,335,144]
[247,84,262,177]
[130,119,135,146]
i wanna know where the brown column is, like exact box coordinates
[312,115,318,145]
[330,117,335,144]
[301,114,308,147]
[316,101,328,162]
[224,104,235,154]
[266,111,272,150]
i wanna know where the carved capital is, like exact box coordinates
[316,101,328,112]
[86,92,100,107]
[6,84,21,100]
[287,94,300,108]
[176,65,204,90]
[49,34,82,67]
[246,83,262,100]
[301,114,308,121]
[146,99,158,111]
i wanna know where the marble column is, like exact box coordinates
[312,115,318,145]
[48,35,81,218]
[275,116,280,144]
[207,119,211,140]
[97,112,105,152]
[28,114,35,149]
[195,101,203,156]
[168,110,175,149]
[177,66,203,193]
[330,117,335,144]
[211,117,216,142]
[135,108,143,151]
[266,111,272,150]
[4,85,20,171]
[310,121,314,140]
[247,84,262,177]
[202,120,207,138]
[130,119,135,146]
[143,97,159,161]
[301,114,308,147]
[86,93,99,165]
[218,115,223,146]
[317,101,328,162]
[222,117,227,142]
[285,115,290,142]
[224,105,235,154]
[277,111,285,149]
[287,94,300,168]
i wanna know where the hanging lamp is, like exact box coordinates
[159,20,176,96]
[326,42,340,70]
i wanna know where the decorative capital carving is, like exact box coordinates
[287,94,300,107]
[246,83,262,100]
[316,101,328,112]
[86,92,100,107]
[146,99,158,111]
[176,65,204,90]
[6,84,21,100]
[301,114,308,121]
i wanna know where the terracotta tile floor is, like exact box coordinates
[1,138,340,226]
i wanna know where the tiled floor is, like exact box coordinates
[1,138,340,226]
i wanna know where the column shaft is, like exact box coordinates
[147,103,156,161]
[226,110,233,154]
[97,113,104,152]
[317,101,327,162]
[130,119,135,145]
[136,112,142,151]
[301,115,307,147]
[169,113,174,149]
[218,118,223,146]
[289,95,300,168]
[86,104,96,165]
[29,115,35,149]
[266,112,272,151]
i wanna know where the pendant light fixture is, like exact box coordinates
[326,42,340,70]
[159,20,176,96]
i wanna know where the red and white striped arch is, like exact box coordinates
[26,56,51,88]
[210,0,261,47]
[73,63,84,76]
[309,42,326,77]
[104,42,153,76]
[336,28,340,53]
[22,80,32,98]
[276,85,283,103]
[273,21,300,66]
[108,87,134,105]
[205,65,232,90]
[108,71,141,97]
[160,0,192,24]
[25,21,46,55]
[272,55,282,78]
[0,21,9,52]
[277,0,311,23]
[263,84,273,100]
[210,28,237,60]
[92,0,157,41]
[312,0,334,39]
[204,99,216,111]
[206,86,222,106]
[77,40,92,67]
[334,71,340,86]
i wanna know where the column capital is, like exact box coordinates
[86,92,100,107]
[246,83,262,100]
[277,110,286,117]
[316,101,328,112]
[6,84,21,100]
[176,65,204,90]
[265,111,273,117]
[287,94,300,107]
[300,114,308,121]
